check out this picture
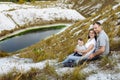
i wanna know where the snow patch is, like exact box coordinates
[56,67,74,76]
[0,13,16,32]
[87,72,120,80]
[0,55,57,74]
[112,3,120,10]
[0,3,85,32]
[73,30,82,36]
[91,4,102,9]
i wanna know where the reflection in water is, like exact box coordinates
[0,29,61,52]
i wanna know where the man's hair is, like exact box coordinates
[93,22,101,26]
[78,38,83,41]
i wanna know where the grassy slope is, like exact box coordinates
[0,0,120,80]
[18,1,120,62]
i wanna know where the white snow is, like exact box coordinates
[98,18,107,24]
[86,72,120,80]
[0,3,85,33]
[70,23,84,33]
[112,3,120,10]
[73,30,82,36]
[0,55,73,76]
[79,6,90,11]
[0,13,16,32]
[0,4,11,12]
[0,55,57,74]
[89,24,93,30]
[6,8,85,26]
[91,15,101,22]
[85,52,120,80]
[91,4,102,9]
[0,3,35,12]
[56,67,74,76]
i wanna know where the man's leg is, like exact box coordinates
[89,56,102,61]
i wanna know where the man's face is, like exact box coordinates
[93,23,101,34]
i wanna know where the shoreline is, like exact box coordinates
[0,23,72,41]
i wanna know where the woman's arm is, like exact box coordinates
[81,44,94,55]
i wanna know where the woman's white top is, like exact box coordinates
[84,38,96,58]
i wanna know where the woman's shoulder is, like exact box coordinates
[88,38,95,41]
[89,38,96,44]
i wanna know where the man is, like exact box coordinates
[89,22,109,59]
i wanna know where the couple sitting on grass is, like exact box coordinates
[60,22,110,67]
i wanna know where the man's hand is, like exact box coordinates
[89,46,105,59]
[88,54,95,59]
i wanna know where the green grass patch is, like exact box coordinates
[17,25,66,35]
[0,25,66,42]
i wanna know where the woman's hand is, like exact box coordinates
[81,50,87,54]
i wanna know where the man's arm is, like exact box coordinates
[89,46,105,59]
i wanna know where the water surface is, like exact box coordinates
[0,29,61,52]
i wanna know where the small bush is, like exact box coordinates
[43,62,58,77]
[0,51,9,57]
[99,56,117,69]
[60,66,88,80]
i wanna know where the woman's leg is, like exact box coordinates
[76,53,91,64]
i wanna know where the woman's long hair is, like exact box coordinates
[88,29,97,41]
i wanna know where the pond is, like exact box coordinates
[0,26,64,52]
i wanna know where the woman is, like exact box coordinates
[62,29,97,65]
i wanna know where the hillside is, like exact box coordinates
[16,0,120,79]
[0,0,120,80]
[19,0,120,61]
[0,2,84,37]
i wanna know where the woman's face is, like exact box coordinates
[89,30,95,38]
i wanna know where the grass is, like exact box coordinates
[0,62,90,80]
[18,6,120,62]
[16,25,66,35]
[0,51,9,57]
[98,56,117,70]
[17,3,120,64]
[31,1,57,8]
[0,1,120,80]
[60,67,87,80]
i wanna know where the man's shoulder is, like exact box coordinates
[99,30,108,39]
